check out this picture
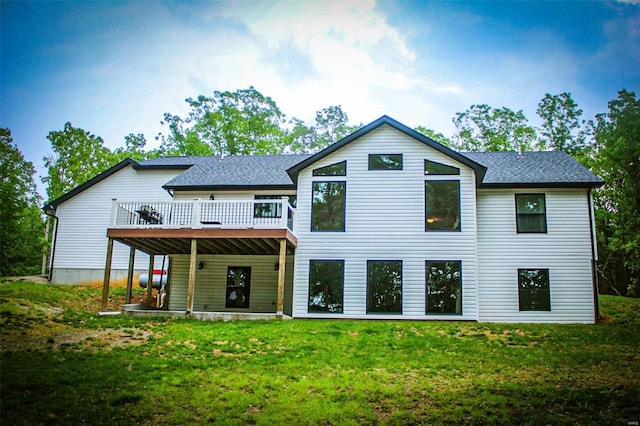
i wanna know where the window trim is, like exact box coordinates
[308,259,345,314]
[225,266,251,309]
[312,161,347,177]
[253,195,283,219]
[366,260,403,314]
[517,268,551,311]
[311,180,346,232]
[425,260,463,316]
[424,159,460,175]
[368,154,403,170]
[424,179,461,232]
[515,193,547,234]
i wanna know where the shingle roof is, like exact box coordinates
[463,151,603,187]
[163,154,312,190]
[136,156,208,168]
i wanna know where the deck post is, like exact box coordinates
[276,238,286,318]
[101,237,114,311]
[146,253,155,306]
[125,245,136,304]
[186,239,198,313]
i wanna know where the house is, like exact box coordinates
[44,116,603,323]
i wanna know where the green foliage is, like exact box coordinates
[414,125,453,147]
[452,104,538,152]
[0,129,45,276]
[536,92,589,156]
[592,90,640,297]
[158,86,287,156]
[1,281,639,425]
[43,122,117,201]
[284,105,359,154]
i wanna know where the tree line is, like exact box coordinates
[1,87,638,298]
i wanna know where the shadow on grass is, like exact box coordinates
[2,347,639,425]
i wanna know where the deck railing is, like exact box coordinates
[110,198,296,232]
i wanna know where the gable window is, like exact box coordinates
[226,267,251,308]
[313,161,347,176]
[515,194,547,233]
[368,154,403,170]
[312,181,346,231]
[425,159,460,175]
[426,261,462,315]
[308,260,344,313]
[367,260,402,314]
[425,180,461,231]
[518,269,550,311]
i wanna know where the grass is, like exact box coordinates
[1,281,639,425]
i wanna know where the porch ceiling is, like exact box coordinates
[107,228,297,256]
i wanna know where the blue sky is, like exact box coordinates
[2,0,638,192]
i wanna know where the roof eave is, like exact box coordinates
[43,158,139,212]
[163,184,297,192]
[478,181,604,189]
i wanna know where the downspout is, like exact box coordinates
[587,189,600,323]
[44,206,59,282]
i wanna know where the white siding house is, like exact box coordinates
[45,116,603,323]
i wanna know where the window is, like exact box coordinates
[516,194,547,233]
[313,161,346,176]
[308,260,344,313]
[254,195,283,218]
[425,160,460,175]
[367,260,402,314]
[368,154,403,170]
[312,181,346,231]
[425,180,461,231]
[226,267,251,308]
[518,269,550,311]
[426,261,462,315]
[253,195,296,218]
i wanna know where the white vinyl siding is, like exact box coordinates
[476,188,595,323]
[167,254,295,315]
[293,125,479,320]
[50,167,181,284]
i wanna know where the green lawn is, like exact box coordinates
[1,281,639,425]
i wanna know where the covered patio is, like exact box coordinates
[100,227,297,320]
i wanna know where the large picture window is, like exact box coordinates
[425,180,461,231]
[426,261,462,315]
[367,260,402,314]
[312,181,346,231]
[515,194,547,233]
[368,154,403,170]
[308,260,344,313]
[226,267,251,308]
[518,269,550,311]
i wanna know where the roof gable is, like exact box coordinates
[287,115,487,185]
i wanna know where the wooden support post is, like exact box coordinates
[146,253,155,306]
[186,239,198,313]
[276,238,286,318]
[101,238,114,311]
[126,246,136,304]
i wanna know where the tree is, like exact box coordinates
[158,87,287,157]
[452,104,537,152]
[536,92,589,156]
[414,126,452,147]
[592,90,640,297]
[114,133,150,161]
[286,105,358,154]
[0,128,45,276]
[43,122,116,201]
